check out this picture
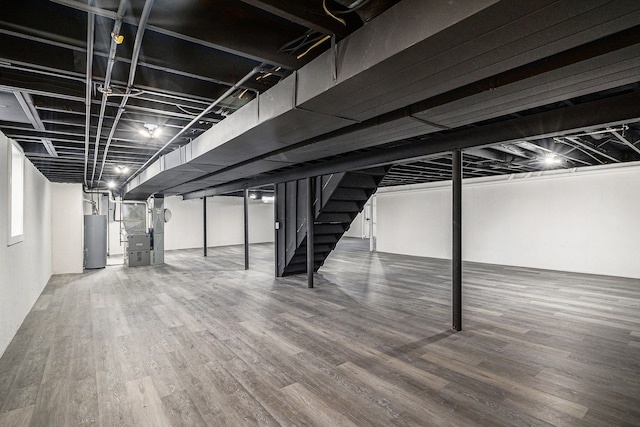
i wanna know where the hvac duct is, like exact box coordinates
[123,0,640,200]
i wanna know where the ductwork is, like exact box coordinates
[124,0,640,200]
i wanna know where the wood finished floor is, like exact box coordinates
[0,238,639,426]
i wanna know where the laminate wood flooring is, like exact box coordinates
[1,238,638,426]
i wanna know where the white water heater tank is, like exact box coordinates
[84,214,107,269]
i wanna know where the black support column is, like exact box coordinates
[452,150,462,331]
[306,177,314,288]
[244,189,249,270]
[203,196,207,257]
[274,184,280,276]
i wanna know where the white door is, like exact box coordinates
[363,202,371,239]
[370,195,377,252]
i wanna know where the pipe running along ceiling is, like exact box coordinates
[0,0,639,197]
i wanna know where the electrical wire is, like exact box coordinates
[256,66,282,80]
[176,104,201,116]
[279,30,329,60]
[333,0,371,14]
[296,34,331,60]
[322,0,346,26]
[280,30,314,52]
[285,34,326,54]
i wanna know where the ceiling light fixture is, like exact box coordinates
[114,165,129,174]
[107,181,116,189]
[543,154,562,166]
[142,123,160,138]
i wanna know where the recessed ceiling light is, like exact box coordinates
[543,154,562,165]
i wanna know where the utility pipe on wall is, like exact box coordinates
[97,0,156,183]
[83,7,95,187]
[89,0,127,186]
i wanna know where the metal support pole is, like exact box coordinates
[152,195,165,264]
[244,189,249,270]
[274,185,279,276]
[452,150,463,331]
[306,177,314,288]
[203,196,207,257]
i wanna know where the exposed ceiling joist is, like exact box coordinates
[236,0,349,37]
[49,0,301,68]
[2,0,640,189]
[181,92,640,198]
[563,136,621,163]
[610,129,640,156]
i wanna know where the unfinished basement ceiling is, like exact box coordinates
[0,0,399,186]
[380,121,640,187]
[0,0,639,197]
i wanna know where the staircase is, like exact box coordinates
[275,167,388,277]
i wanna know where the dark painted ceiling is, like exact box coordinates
[1,0,639,198]
[0,0,399,187]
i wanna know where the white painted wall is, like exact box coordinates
[51,183,84,274]
[378,185,452,259]
[104,196,124,256]
[164,196,274,250]
[344,210,366,238]
[0,131,52,357]
[108,215,125,256]
[377,163,640,279]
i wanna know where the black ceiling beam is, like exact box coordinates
[0,69,85,100]
[563,136,623,163]
[609,129,640,157]
[465,147,517,163]
[0,70,228,119]
[48,0,302,68]
[237,0,349,37]
[181,92,640,199]
[1,124,142,143]
[166,26,640,198]
[0,34,85,77]
[146,24,299,70]
[0,22,85,52]
[0,39,262,105]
